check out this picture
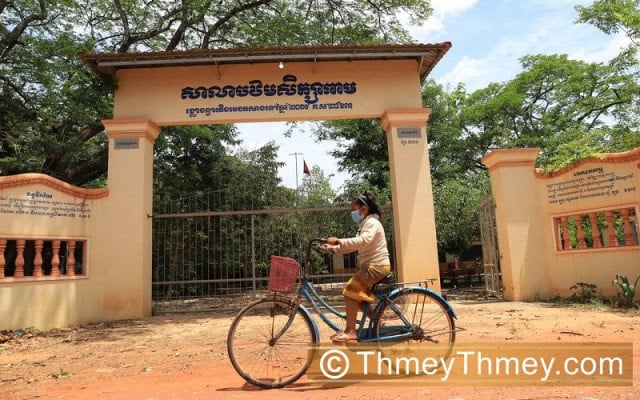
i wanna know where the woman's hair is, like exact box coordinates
[352,191,382,217]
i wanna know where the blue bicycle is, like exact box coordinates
[227,238,457,388]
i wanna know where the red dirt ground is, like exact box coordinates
[1,300,638,400]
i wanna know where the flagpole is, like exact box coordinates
[289,152,303,204]
[289,152,304,261]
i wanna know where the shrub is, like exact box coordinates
[611,274,640,309]
[569,282,597,303]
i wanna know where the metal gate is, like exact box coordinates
[479,199,502,294]
[151,187,395,313]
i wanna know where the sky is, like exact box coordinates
[236,0,629,191]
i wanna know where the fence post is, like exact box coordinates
[251,214,256,298]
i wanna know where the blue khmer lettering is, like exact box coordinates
[180,75,357,105]
[26,191,53,199]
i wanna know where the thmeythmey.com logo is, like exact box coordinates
[307,342,633,386]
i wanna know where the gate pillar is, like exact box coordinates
[381,109,440,290]
[482,148,548,301]
[102,119,160,319]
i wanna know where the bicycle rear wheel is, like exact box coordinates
[227,297,318,389]
[373,288,456,360]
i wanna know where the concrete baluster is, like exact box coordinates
[604,210,618,247]
[620,208,635,246]
[67,241,76,276]
[51,240,61,277]
[575,215,586,249]
[588,213,602,248]
[554,218,563,251]
[15,239,25,278]
[33,240,44,277]
[0,239,6,279]
[560,216,570,250]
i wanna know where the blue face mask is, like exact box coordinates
[351,210,364,224]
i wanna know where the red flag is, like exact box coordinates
[303,160,311,176]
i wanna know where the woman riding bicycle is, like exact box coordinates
[325,191,391,343]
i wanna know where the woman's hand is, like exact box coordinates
[321,244,339,254]
[327,237,339,245]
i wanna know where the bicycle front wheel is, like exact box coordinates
[373,288,456,360]
[227,297,318,389]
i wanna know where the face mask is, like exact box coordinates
[351,210,364,224]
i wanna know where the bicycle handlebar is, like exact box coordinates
[303,238,330,275]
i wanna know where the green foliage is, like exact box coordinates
[0,1,112,185]
[576,0,640,52]
[312,119,390,190]
[611,274,640,308]
[0,0,433,189]
[433,174,490,255]
[297,166,340,243]
[539,282,605,307]
[299,166,336,208]
[569,282,598,303]
[462,54,639,171]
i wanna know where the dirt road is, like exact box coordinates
[1,301,638,400]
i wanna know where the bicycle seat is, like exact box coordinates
[372,273,396,295]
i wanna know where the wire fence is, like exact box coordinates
[151,186,395,314]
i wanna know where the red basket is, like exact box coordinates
[268,256,301,293]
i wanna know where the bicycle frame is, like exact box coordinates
[269,238,456,344]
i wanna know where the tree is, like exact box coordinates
[313,119,391,191]
[0,0,433,188]
[461,54,639,170]
[0,1,112,186]
[312,50,639,256]
[311,80,488,256]
[299,165,336,207]
[576,0,640,53]
[297,165,341,269]
[432,175,489,255]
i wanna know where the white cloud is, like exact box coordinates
[438,56,491,90]
[430,0,480,15]
[568,33,631,63]
[403,0,479,42]
[435,4,629,91]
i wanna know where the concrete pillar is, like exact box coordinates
[482,148,550,300]
[102,119,160,319]
[381,109,440,290]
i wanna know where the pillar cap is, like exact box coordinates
[381,108,432,130]
[102,119,161,143]
[482,148,540,171]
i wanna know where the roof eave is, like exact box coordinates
[79,43,451,82]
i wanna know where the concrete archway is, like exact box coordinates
[81,43,451,317]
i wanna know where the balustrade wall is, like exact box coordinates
[0,238,86,279]
[0,173,110,329]
[483,148,640,301]
[554,207,638,251]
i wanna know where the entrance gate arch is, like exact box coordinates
[80,43,451,319]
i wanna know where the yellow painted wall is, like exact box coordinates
[0,176,109,329]
[113,60,422,125]
[483,148,640,301]
[0,120,158,330]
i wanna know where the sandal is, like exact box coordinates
[331,332,358,343]
[330,330,344,339]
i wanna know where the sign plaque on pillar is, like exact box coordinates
[114,137,140,150]
[397,127,421,138]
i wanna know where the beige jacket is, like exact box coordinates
[337,214,390,266]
